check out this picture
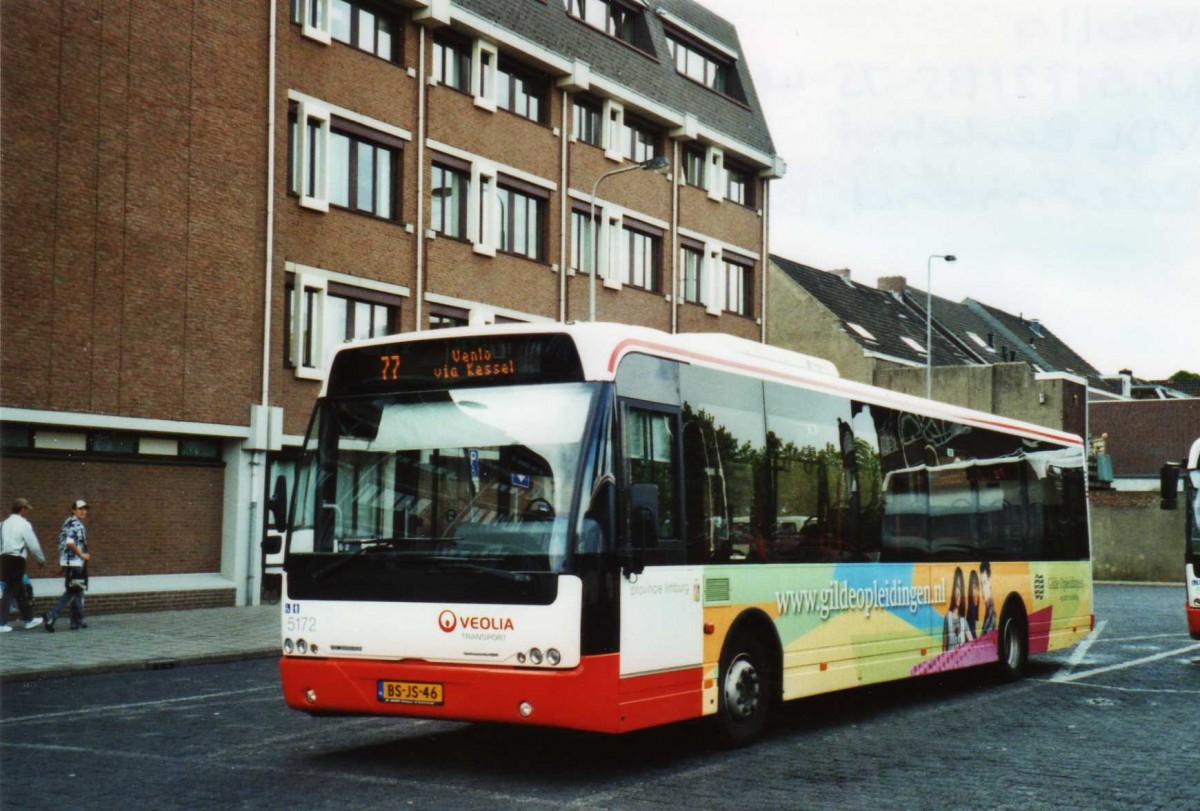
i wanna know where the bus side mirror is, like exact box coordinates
[629,483,659,549]
[268,475,288,532]
[262,533,283,556]
[1161,464,1180,510]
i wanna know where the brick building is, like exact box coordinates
[1,0,782,611]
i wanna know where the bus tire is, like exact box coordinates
[996,609,1028,682]
[716,632,771,747]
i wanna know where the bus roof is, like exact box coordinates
[326,322,1084,448]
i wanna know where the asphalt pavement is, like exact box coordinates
[0,604,280,683]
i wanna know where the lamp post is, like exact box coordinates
[926,253,957,399]
[589,155,670,322]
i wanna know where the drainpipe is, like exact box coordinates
[671,140,679,334]
[760,179,769,343]
[560,89,569,322]
[247,0,280,607]
[414,26,427,330]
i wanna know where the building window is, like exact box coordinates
[680,244,703,303]
[288,103,403,219]
[329,0,397,60]
[328,128,398,218]
[665,31,742,101]
[622,115,659,163]
[429,304,469,330]
[496,60,547,124]
[725,160,754,207]
[563,0,646,48]
[683,147,705,188]
[433,33,471,92]
[288,275,402,375]
[622,225,660,291]
[570,209,596,274]
[572,96,602,146]
[431,163,469,238]
[497,185,545,261]
[721,258,752,316]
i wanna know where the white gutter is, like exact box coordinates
[560,88,569,322]
[261,2,277,406]
[671,140,680,334]
[760,179,768,343]
[414,26,428,330]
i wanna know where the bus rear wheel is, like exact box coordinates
[716,633,771,746]
[996,611,1028,682]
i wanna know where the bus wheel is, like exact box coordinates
[716,633,771,746]
[996,611,1028,682]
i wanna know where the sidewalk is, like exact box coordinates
[0,604,280,683]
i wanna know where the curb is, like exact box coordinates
[0,648,279,685]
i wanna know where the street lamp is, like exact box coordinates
[926,253,957,400]
[589,155,670,321]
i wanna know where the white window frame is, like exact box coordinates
[287,263,409,381]
[301,0,333,44]
[297,100,331,213]
[602,98,624,162]
[472,39,499,112]
[706,145,725,202]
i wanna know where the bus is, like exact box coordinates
[1161,438,1200,639]
[275,322,1093,744]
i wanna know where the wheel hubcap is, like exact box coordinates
[1004,622,1020,669]
[724,655,760,721]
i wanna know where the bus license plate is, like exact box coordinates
[378,680,444,705]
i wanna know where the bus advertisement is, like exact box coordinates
[1161,437,1200,639]
[275,323,1094,744]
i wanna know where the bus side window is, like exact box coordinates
[624,406,678,543]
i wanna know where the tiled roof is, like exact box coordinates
[453,0,776,159]
[964,300,1115,392]
[772,256,974,367]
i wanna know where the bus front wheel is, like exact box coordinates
[996,611,1028,682]
[716,633,771,746]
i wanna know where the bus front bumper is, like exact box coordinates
[279,654,703,734]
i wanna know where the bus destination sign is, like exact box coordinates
[328,332,584,396]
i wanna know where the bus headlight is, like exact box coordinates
[283,638,295,654]
[529,648,543,665]
[297,639,308,654]
[546,648,561,666]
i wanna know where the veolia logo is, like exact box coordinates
[438,609,457,633]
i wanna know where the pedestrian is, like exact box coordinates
[0,497,46,632]
[44,499,92,632]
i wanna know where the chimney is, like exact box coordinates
[828,268,853,287]
[877,276,907,295]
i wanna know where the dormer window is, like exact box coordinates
[564,0,651,50]
[665,29,744,102]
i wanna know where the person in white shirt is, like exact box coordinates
[0,498,46,631]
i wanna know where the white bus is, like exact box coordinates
[275,323,1093,744]
[1162,437,1200,639]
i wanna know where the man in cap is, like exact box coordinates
[0,498,46,631]
[45,499,92,632]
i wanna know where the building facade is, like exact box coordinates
[0,0,782,610]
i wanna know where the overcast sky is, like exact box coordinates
[701,0,1198,380]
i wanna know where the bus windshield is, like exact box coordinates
[1189,470,1200,552]
[288,382,600,578]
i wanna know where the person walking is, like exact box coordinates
[44,499,92,632]
[0,498,46,632]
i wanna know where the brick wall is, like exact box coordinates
[1,456,224,576]
[0,0,269,426]
[31,588,235,618]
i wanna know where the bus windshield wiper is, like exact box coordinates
[427,557,533,584]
